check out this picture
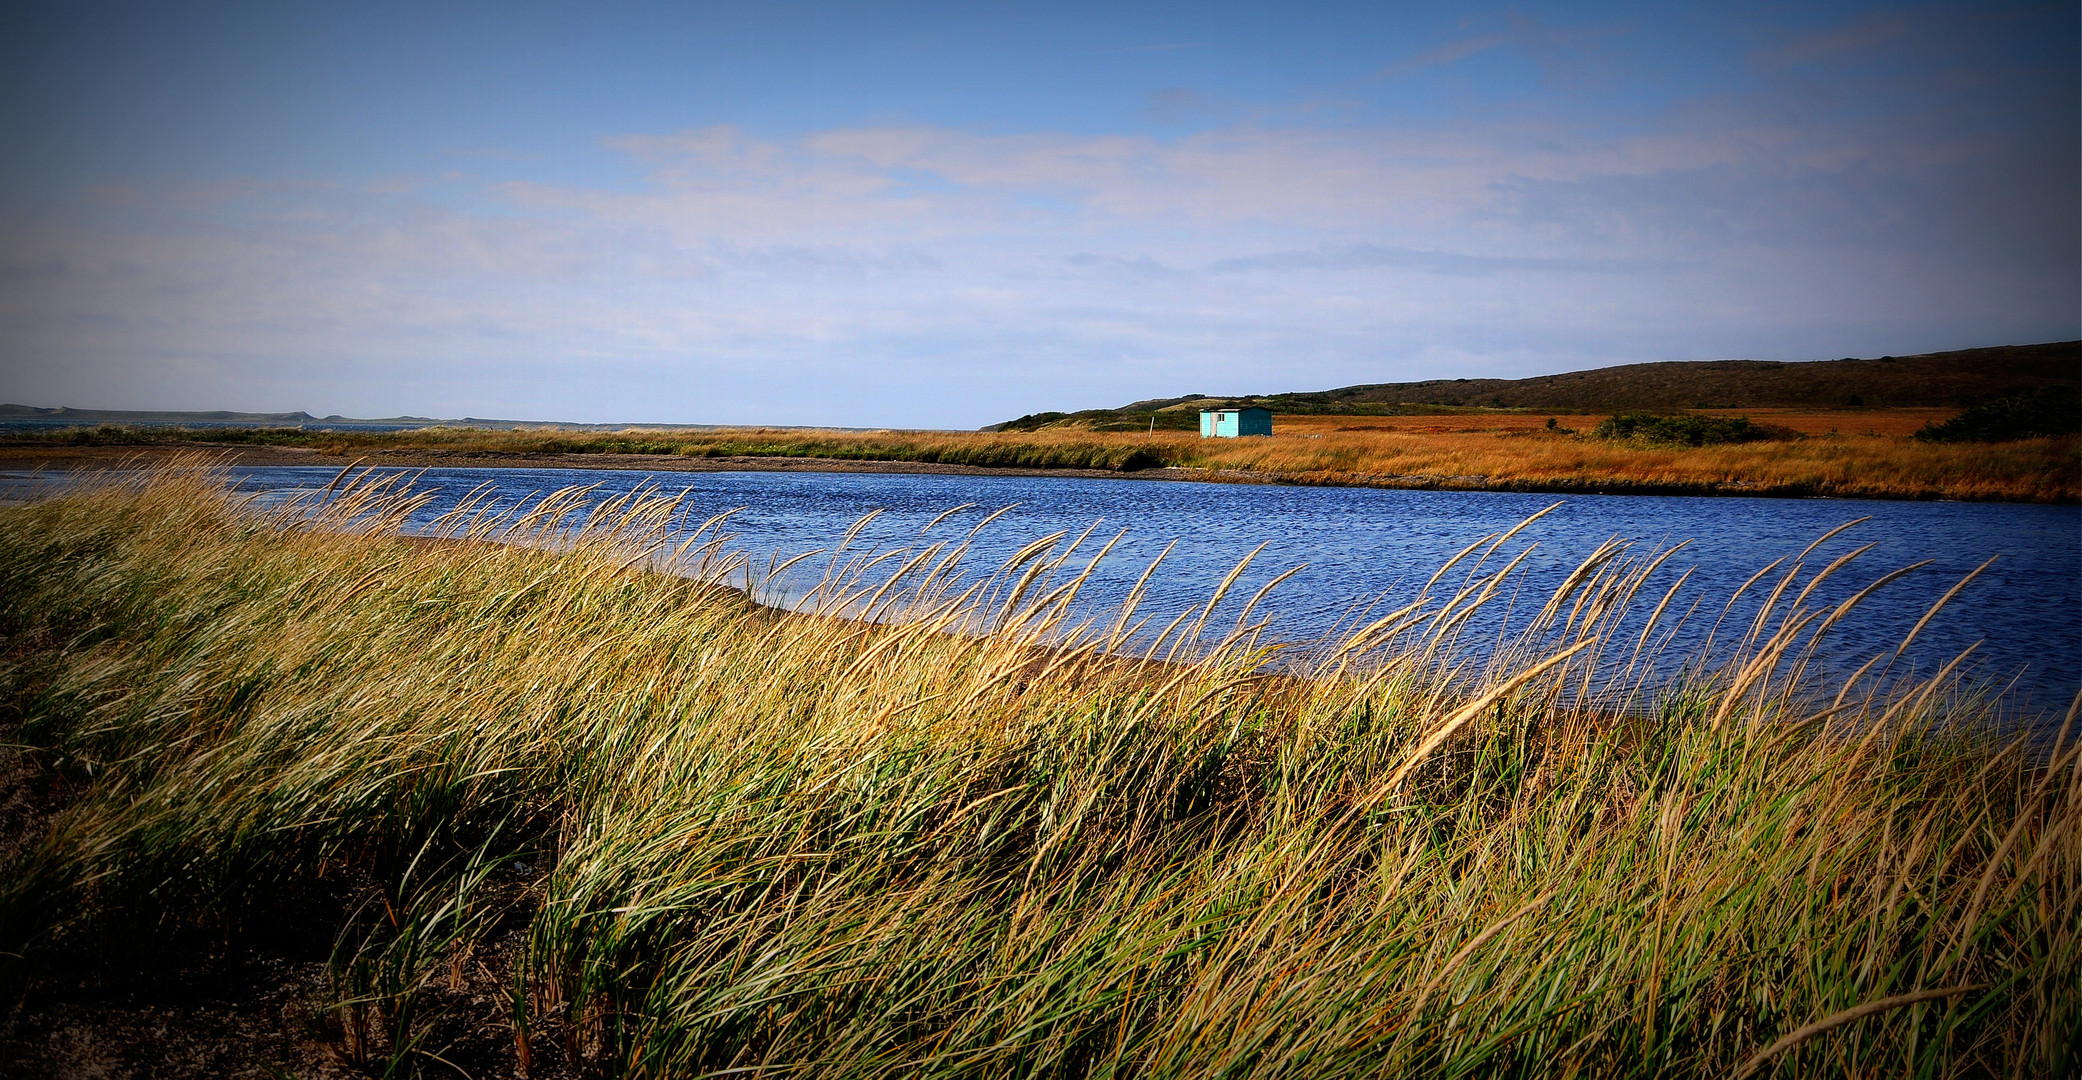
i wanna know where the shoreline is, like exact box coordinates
[0,442,2071,504]
[0,443,1219,483]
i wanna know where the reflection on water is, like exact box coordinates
[9,465,2079,717]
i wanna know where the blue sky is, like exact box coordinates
[1,1,2074,427]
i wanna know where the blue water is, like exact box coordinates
[0,419,452,433]
[10,465,2078,717]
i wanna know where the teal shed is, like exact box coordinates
[1199,406,1273,438]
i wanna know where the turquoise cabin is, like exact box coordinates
[1199,406,1272,438]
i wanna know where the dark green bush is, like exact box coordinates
[1914,385,2080,443]
[1592,412,1765,446]
[995,411,1072,432]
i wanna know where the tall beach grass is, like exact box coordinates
[0,463,2075,1077]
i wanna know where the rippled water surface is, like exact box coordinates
[13,465,2079,716]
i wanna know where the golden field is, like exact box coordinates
[1180,411,2078,501]
[4,407,2076,501]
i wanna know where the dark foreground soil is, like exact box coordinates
[1,730,564,1078]
[0,736,331,1079]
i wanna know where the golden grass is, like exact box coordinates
[0,463,2074,1076]
[10,410,2074,501]
[1270,407,1960,438]
[1181,424,2079,501]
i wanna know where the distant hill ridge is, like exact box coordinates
[1,405,439,425]
[994,341,2081,431]
[0,405,720,432]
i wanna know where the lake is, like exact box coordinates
[11,464,2079,719]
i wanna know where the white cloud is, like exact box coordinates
[1,81,2073,427]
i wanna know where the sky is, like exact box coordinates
[0,1,2075,428]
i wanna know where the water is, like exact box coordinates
[0,418,454,434]
[9,465,2078,718]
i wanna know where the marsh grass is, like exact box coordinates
[17,424,1174,473]
[0,462,2075,1077]
[1175,427,2078,502]
[13,419,2076,501]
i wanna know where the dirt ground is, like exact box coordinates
[0,731,572,1079]
[0,736,331,1079]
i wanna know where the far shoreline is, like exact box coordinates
[2,441,2072,504]
[0,442,1216,483]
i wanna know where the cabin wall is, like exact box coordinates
[1198,408,1271,437]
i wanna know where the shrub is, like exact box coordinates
[1915,385,2081,443]
[1592,412,1766,446]
[995,411,1072,432]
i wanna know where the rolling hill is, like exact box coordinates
[993,341,2081,431]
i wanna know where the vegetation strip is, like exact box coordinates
[0,464,2075,1077]
[7,414,2078,503]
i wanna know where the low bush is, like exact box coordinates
[1915,385,2082,443]
[1593,412,1770,446]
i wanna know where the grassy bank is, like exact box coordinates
[1181,422,2079,502]
[11,423,1173,472]
[1,466,2076,1077]
[9,419,2077,501]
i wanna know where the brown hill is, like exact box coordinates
[997,341,2080,430]
[1307,341,2079,411]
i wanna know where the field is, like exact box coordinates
[1182,410,2079,502]
[4,407,2078,503]
[1269,408,1961,438]
[0,464,2075,1077]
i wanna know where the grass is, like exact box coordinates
[6,423,1173,472]
[0,463,2077,1077]
[7,414,2079,502]
[1170,421,2079,502]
